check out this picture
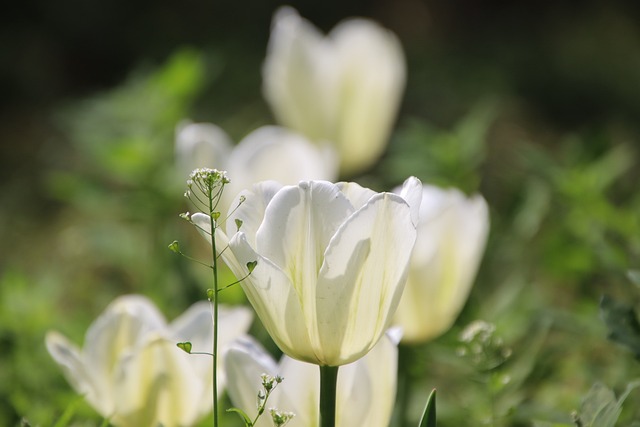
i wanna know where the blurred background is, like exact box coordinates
[1,0,640,425]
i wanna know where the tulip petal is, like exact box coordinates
[225,126,338,201]
[225,337,279,427]
[112,334,203,427]
[335,181,377,211]
[329,19,405,174]
[47,296,251,427]
[395,186,489,342]
[424,191,489,332]
[190,211,234,258]
[253,181,354,358]
[168,301,217,416]
[217,306,254,348]
[263,7,336,142]
[275,356,319,427]
[175,122,233,179]
[83,295,167,392]
[225,181,284,247]
[228,232,316,362]
[254,181,353,271]
[45,331,111,416]
[316,192,416,364]
[170,303,253,416]
[225,338,319,427]
[168,301,214,353]
[337,332,398,427]
[397,176,423,227]
[225,333,398,427]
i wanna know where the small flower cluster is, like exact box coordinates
[257,374,294,427]
[270,408,295,427]
[185,168,230,214]
[260,373,284,393]
[187,167,230,189]
[457,320,512,371]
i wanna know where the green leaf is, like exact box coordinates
[52,396,82,427]
[628,270,640,287]
[578,382,620,427]
[227,407,253,426]
[418,389,436,427]
[176,342,192,354]
[247,261,257,273]
[235,218,243,231]
[575,380,640,427]
[167,240,180,254]
[600,295,640,359]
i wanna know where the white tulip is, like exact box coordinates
[192,177,420,366]
[45,295,252,427]
[393,185,490,343]
[224,331,399,427]
[263,7,406,175]
[176,123,338,213]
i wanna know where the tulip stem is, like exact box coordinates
[392,344,413,427]
[319,365,339,427]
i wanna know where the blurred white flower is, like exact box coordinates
[46,295,252,427]
[192,178,420,366]
[176,122,338,212]
[225,330,399,427]
[263,7,406,176]
[393,185,490,343]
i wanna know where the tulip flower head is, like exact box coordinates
[46,295,253,427]
[224,331,399,427]
[393,185,490,343]
[192,177,420,366]
[263,7,406,175]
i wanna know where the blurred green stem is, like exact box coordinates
[320,365,339,427]
[393,344,414,427]
[209,189,220,427]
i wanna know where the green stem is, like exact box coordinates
[319,365,339,427]
[209,192,220,427]
[392,344,412,427]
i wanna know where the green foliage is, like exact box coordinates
[0,271,101,425]
[41,48,222,306]
[381,101,496,193]
[227,407,253,426]
[57,48,204,183]
[600,295,640,360]
[418,389,436,427]
[574,381,640,427]
[628,271,640,287]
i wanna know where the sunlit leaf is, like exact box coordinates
[227,407,253,426]
[167,241,180,254]
[246,261,257,273]
[176,342,192,354]
[418,389,436,427]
